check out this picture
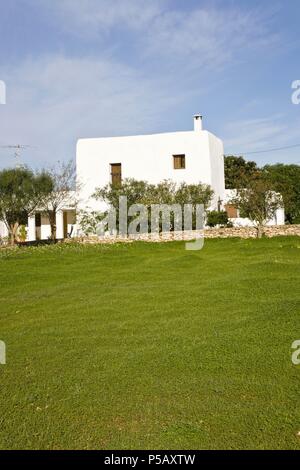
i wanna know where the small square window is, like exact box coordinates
[173,154,186,169]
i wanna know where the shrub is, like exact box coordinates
[206,211,229,227]
[92,178,214,233]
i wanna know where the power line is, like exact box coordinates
[225,142,300,156]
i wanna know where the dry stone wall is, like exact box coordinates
[76,225,300,244]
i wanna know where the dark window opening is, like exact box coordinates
[35,213,41,227]
[173,154,186,169]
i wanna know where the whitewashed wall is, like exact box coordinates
[76,128,225,213]
[0,221,8,238]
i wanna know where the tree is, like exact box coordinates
[94,178,152,210]
[263,163,300,224]
[224,155,260,189]
[0,167,52,245]
[174,182,213,209]
[230,175,282,238]
[94,178,153,232]
[39,161,77,240]
[92,178,213,233]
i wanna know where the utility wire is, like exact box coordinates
[225,142,300,156]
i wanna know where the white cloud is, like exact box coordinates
[47,0,163,35]
[42,0,277,71]
[143,7,276,70]
[223,115,300,164]
[0,55,184,168]
[224,116,285,151]
[0,2,282,168]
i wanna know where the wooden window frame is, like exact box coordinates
[173,154,186,170]
[110,163,122,186]
[225,204,239,219]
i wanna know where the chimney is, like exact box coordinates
[194,114,203,131]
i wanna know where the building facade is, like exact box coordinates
[0,115,285,243]
[76,115,226,213]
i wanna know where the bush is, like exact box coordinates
[206,211,229,227]
[92,178,214,233]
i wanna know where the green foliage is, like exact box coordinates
[94,178,152,209]
[225,157,300,225]
[78,211,107,236]
[174,182,214,208]
[225,155,260,189]
[263,163,300,224]
[94,178,213,208]
[206,210,229,227]
[231,174,282,237]
[0,167,53,244]
[92,178,214,233]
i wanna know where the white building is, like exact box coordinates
[0,199,76,242]
[76,115,225,213]
[224,189,285,227]
[0,115,285,243]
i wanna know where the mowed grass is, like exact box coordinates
[0,237,300,450]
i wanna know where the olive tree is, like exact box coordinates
[0,167,52,245]
[87,178,213,234]
[230,175,282,238]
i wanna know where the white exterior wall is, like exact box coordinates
[274,207,285,226]
[207,132,225,208]
[27,216,36,241]
[0,221,8,238]
[41,215,52,240]
[76,128,225,212]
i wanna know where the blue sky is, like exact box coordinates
[0,0,300,169]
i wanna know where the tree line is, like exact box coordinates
[225,156,300,225]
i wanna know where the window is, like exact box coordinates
[225,204,238,219]
[110,163,122,185]
[35,213,41,241]
[35,213,41,227]
[173,154,186,169]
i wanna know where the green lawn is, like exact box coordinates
[0,237,299,450]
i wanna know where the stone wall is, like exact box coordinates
[205,224,300,239]
[75,225,300,244]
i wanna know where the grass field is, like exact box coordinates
[0,237,299,450]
